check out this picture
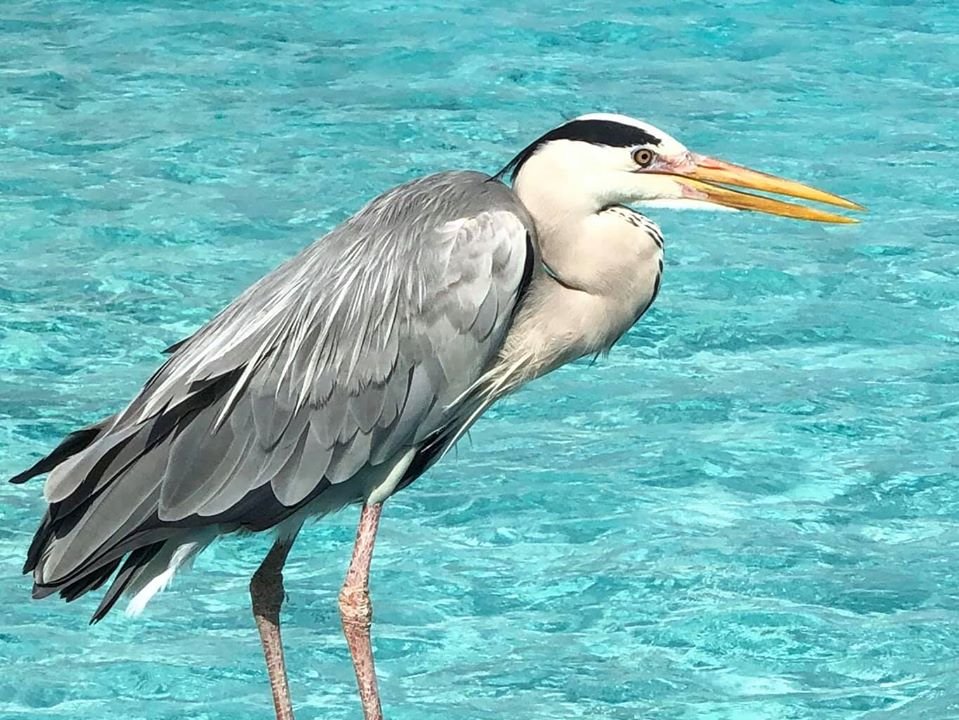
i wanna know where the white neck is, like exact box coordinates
[485,154,666,396]
[512,148,613,292]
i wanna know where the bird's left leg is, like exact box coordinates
[251,530,300,720]
[339,503,384,720]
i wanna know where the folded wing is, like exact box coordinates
[13,171,534,613]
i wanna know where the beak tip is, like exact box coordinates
[836,197,866,212]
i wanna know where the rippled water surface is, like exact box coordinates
[2,1,958,718]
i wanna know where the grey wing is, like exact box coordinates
[21,171,534,593]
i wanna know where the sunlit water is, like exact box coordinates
[2,1,958,718]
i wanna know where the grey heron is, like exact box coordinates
[11,113,861,720]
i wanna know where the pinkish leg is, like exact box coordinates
[251,534,299,720]
[339,503,385,720]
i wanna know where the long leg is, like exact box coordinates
[251,531,300,720]
[339,503,384,720]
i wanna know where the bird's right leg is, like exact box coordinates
[250,531,300,720]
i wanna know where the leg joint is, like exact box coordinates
[251,567,285,617]
[338,585,372,628]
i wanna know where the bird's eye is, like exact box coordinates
[632,148,655,168]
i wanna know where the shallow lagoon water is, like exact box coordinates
[1,1,958,718]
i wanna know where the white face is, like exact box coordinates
[512,113,703,211]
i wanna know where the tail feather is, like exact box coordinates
[16,372,241,594]
[13,410,178,615]
[91,542,165,623]
[59,557,123,602]
[23,511,52,574]
[13,349,332,620]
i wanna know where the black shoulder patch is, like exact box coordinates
[495,119,661,183]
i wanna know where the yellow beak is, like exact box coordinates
[667,155,864,224]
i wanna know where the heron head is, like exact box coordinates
[499,113,862,223]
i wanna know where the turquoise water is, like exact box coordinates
[2,0,958,718]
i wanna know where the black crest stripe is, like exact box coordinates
[543,119,662,148]
[495,119,661,182]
